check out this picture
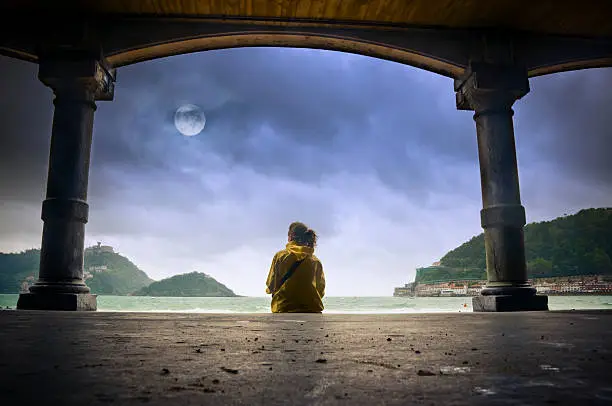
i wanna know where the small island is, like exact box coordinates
[132,271,237,297]
[2,244,239,298]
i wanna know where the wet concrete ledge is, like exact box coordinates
[1,310,611,405]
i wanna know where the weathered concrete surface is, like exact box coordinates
[1,310,611,405]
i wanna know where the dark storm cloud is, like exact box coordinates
[1,51,611,208]
[515,68,612,187]
[0,57,52,202]
[87,48,479,198]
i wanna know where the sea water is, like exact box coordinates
[1,294,611,313]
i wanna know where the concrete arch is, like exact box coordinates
[105,31,466,78]
[101,29,612,80]
[528,57,612,78]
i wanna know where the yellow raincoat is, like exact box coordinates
[266,242,325,313]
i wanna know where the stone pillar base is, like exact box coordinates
[473,294,548,312]
[17,293,97,311]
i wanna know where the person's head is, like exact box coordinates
[288,221,318,248]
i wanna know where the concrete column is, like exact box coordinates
[455,62,548,312]
[17,52,115,311]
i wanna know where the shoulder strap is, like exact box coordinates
[275,258,305,294]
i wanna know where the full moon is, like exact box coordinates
[174,104,206,136]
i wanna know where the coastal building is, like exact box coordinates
[88,265,108,273]
[393,283,415,297]
[83,265,108,281]
[394,271,612,297]
[85,242,115,254]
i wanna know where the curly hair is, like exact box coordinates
[288,221,318,248]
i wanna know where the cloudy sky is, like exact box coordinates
[0,49,610,296]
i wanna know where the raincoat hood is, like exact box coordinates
[285,242,314,260]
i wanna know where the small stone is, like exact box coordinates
[367,369,373,373]
[417,369,436,376]
[315,359,327,363]
[387,338,392,342]
[462,361,469,365]
[221,348,226,352]
[161,368,170,375]
[220,367,239,374]
[471,348,478,351]
[414,350,421,354]
[195,348,202,353]
[254,337,258,341]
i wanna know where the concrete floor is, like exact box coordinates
[1,310,611,405]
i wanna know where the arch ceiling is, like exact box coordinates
[0,0,611,78]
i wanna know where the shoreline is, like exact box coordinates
[395,292,612,298]
[1,294,611,314]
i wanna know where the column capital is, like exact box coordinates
[454,62,529,113]
[38,51,116,101]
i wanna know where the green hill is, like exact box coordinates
[132,271,237,297]
[415,266,485,284]
[83,247,154,295]
[0,249,39,294]
[417,208,612,283]
[0,245,153,295]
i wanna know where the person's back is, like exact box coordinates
[266,222,325,313]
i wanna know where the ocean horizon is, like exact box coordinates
[1,294,611,313]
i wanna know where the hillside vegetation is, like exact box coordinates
[0,249,39,294]
[84,249,154,295]
[0,247,153,295]
[417,208,612,283]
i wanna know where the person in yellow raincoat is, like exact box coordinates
[266,222,325,313]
